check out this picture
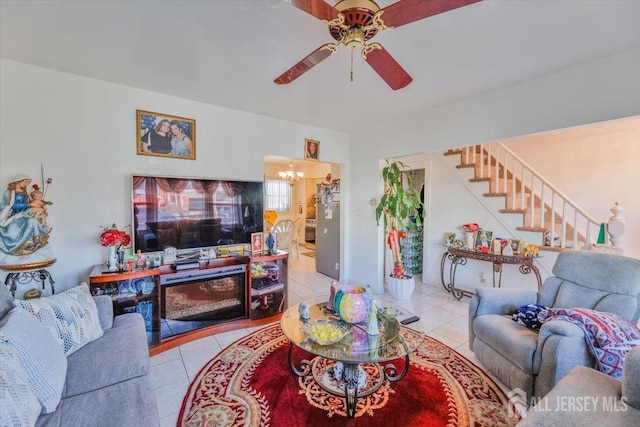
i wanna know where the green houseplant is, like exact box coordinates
[375,161,424,298]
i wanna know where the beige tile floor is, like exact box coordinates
[150,254,504,426]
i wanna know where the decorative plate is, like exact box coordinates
[302,319,349,345]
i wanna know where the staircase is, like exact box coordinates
[444,143,602,252]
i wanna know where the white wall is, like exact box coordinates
[0,59,349,291]
[347,47,640,293]
[2,47,639,296]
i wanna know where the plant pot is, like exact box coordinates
[387,275,415,300]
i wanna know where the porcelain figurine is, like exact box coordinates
[327,280,337,311]
[265,232,275,255]
[367,301,379,336]
[0,173,54,264]
[298,301,310,320]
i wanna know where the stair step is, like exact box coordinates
[489,181,528,193]
[447,145,589,251]
[505,195,532,209]
[444,149,462,156]
[540,246,566,253]
[517,226,547,233]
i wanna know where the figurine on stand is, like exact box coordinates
[367,301,379,336]
[265,232,275,255]
[136,250,146,269]
[327,280,337,311]
[298,301,310,320]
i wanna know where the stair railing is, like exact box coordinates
[460,143,601,249]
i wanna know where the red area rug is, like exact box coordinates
[178,323,520,426]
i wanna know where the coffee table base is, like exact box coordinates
[288,342,410,418]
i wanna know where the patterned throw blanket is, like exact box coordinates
[513,305,640,378]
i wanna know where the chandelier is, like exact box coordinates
[278,161,304,186]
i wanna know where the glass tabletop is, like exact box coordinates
[280,296,424,364]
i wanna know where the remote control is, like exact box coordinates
[400,316,420,325]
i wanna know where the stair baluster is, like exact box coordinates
[447,142,602,251]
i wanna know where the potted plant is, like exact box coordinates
[375,160,424,299]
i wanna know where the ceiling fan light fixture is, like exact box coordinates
[343,27,365,51]
[278,161,305,186]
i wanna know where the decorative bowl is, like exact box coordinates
[302,320,349,345]
[333,285,371,324]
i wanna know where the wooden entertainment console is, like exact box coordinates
[89,252,288,356]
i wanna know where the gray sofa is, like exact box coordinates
[469,250,640,400]
[517,347,640,426]
[0,284,160,426]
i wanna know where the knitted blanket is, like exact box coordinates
[537,308,640,378]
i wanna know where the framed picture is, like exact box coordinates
[510,239,521,255]
[251,232,264,255]
[476,230,493,250]
[136,109,196,160]
[304,138,320,161]
[444,232,456,246]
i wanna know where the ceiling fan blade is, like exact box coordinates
[380,0,482,28]
[274,44,336,85]
[364,46,412,90]
[290,0,340,22]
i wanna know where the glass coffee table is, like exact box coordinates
[280,296,424,418]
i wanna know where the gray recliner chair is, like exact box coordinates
[517,347,640,426]
[469,250,640,400]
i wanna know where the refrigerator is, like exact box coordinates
[316,183,340,279]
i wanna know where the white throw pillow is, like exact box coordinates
[0,339,42,426]
[14,282,104,356]
[0,307,67,414]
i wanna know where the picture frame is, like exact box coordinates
[475,230,493,250]
[510,239,521,255]
[444,232,456,246]
[251,232,264,255]
[304,138,320,161]
[136,109,196,160]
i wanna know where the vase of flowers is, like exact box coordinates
[100,224,131,271]
[462,223,481,250]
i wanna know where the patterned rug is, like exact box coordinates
[178,324,520,426]
[301,251,316,258]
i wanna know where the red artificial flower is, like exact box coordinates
[393,264,405,277]
[32,184,40,191]
[462,223,481,233]
[99,225,131,248]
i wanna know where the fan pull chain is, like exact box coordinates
[350,50,354,82]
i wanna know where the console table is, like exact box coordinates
[440,247,542,300]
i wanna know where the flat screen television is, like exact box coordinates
[131,175,263,255]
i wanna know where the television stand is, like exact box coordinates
[89,252,289,355]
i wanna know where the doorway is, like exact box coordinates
[263,156,340,278]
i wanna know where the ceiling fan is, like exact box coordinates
[274,0,482,90]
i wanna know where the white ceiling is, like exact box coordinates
[1,0,639,133]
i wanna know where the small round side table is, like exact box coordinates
[1,259,57,298]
